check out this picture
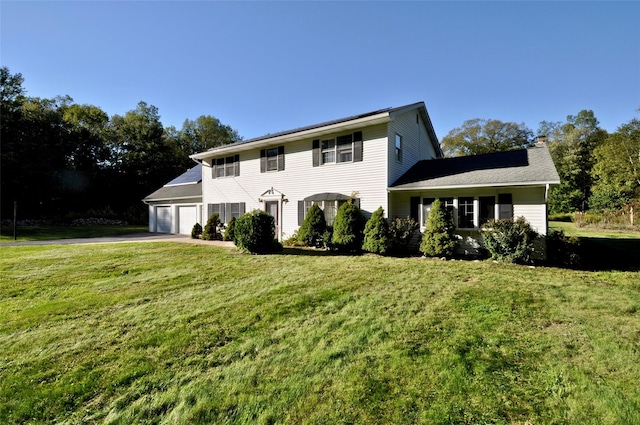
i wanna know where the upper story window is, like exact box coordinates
[212,154,239,178]
[313,131,363,167]
[321,139,336,163]
[395,133,403,162]
[260,146,285,172]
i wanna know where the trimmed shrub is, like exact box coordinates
[389,217,420,255]
[202,214,221,241]
[234,210,277,253]
[482,217,538,264]
[297,204,327,247]
[545,230,581,268]
[191,222,203,239]
[223,216,236,242]
[331,200,366,252]
[420,199,458,257]
[362,207,390,254]
[322,228,334,250]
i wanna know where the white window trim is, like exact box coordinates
[421,195,515,231]
[321,134,354,165]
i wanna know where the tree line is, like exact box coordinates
[3,65,638,222]
[1,67,241,223]
[441,111,640,214]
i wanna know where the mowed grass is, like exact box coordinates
[549,221,640,271]
[0,225,148,242]
[1,243,640,424]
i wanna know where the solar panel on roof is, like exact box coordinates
[164,164,202,186]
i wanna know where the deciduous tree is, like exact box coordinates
[544,110,608,212]
[589,116,640,210]
[441,118,534,157]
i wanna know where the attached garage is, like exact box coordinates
[143,165,203,235]
[156,206,172,233]
[177,205,198,235]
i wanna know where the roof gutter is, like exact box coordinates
[388,180,561,191]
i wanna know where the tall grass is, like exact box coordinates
[1,243,639,424]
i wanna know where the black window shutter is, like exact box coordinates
[353,131,363,162]
[298,201,305,225]
[211,163,217,179]
[234,154,240,176]
[312,139,320,167]
[240,202,246,215]
[410,196,420,222]
[277,145,285,171]
[207,204,213,218]
[260,149,266,173]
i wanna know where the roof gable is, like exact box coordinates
[390,146,560,190]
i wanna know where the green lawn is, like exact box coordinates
[1,243,639,424]
[549,221,640,271]
[0,225,148,242]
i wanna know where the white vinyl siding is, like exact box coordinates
[390,186,547,233]
[201,124,389,239]
[387,110,439,187]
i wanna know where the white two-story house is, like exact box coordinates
[144,101,560,254]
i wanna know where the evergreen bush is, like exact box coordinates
[322,228,334,250]
[331,200,366,252]
[202,214,221,241]
[297,204,327,247]
[419,199,458,257]
[482,217,538,264]
[223,216,236,242]
[362,207,390,254]
[234,210,277,253]
[388,217,420,255]
[191,222,203,239]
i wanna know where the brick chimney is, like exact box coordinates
[535,135,547,147]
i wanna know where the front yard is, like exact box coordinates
[1,240,639,424]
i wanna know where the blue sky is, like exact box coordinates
[2,1,639,141]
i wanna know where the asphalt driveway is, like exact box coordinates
[0,233,235,247]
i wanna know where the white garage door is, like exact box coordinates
[178,206,198,235]
[156,206,172,233]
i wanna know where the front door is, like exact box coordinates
[265,201,279,239]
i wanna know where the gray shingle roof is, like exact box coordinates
[143,182,202,202]
[390,145,560,190]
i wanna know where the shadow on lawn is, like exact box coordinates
[578,237,640,272]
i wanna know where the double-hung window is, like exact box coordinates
[313,132,363,166]
[336,135,353,162]
[321,139,336,164]
[207,202,246,223]
[458,197,475,229]
[303,199,347,226]
[266,148,278,171]
[395,134,403,162]
[212,155,239,178]
[261,146,285,172]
